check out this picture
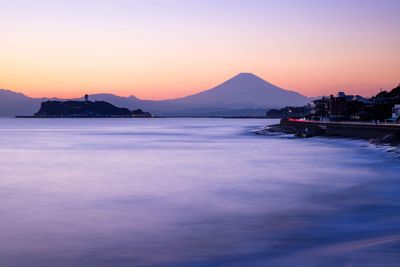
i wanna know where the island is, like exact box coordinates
[31,97,152,118]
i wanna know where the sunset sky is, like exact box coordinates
[1,0,399,99]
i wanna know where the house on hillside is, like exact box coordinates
[311,97,330,120]
[311,92,370,121]
[393,104,400,118]
[389,104,400,122]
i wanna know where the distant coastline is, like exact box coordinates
[1,73,308,117]
[15,115,270,119]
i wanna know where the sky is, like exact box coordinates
[0,0,399,99]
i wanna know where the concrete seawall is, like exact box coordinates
[279,120,400,140]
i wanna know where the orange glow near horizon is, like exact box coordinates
[1,0,399,99]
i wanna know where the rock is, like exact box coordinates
[370,134,399,145]
[382,134,399,143]
[295,127,323,138]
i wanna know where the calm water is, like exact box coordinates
[0,118,399,267]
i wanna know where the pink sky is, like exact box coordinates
[1,0,399,99]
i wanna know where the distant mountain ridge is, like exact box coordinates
[0,89,43,117]
[0,73,310,116]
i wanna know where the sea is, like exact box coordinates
[0,118,399,267]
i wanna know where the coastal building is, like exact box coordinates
[266,106,311,119]
[311,97,330,120]
[311,92,369,121]
[278,85,400,123]
[392,104,400,121]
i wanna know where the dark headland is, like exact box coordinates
[16,96,152,118]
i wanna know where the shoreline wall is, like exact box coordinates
[280,121,400,140]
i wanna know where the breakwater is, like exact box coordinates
[268,120,400,142]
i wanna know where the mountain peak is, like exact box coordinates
[176,72,309,108]
[221,72,273,89]
[233,72,259,79]
[227,72,270,85]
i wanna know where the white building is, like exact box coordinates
[392,104,400,119]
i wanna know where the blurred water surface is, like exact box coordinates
[0,118,399,267]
